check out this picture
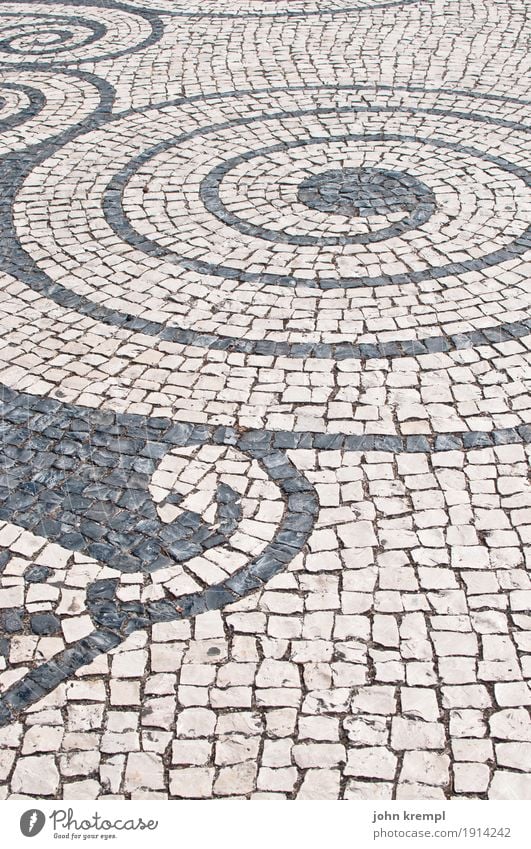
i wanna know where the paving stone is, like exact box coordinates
[344,747,398,780]
[22,726,64,755]
[399,752,450,786]
[454,762,491,793]
[396,783,446,800]
[488,772,531,800]
[11,755,60,795]
[489,709,531,741]
[215,736,260,766]
[169,768,214,799]
[124,752,165,792]
[344,781,393,800]
[0,750,15,781]
[63,780,101,800]
[214,762,257,796]
[495,742,531,772]
[297,769,340,800]
[257,767,298,793]
[292,744,345,769]
[391,718,446,750]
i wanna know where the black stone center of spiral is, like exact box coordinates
[298,166,435,218]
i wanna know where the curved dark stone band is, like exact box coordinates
[0,4,164,66]
[0,82,46,133]
[107,106,530,290]
[141,0,423,20]
[200,142,436,247]
[1,80,529,361]
[0,381,530,726]
[4,0,424,24]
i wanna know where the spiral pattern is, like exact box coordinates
[0,3,161,65]
[111,89,528,291]
[12,88,529,360]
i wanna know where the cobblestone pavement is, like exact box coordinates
[0,0,529,801]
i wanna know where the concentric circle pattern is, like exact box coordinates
[0,0,530,802]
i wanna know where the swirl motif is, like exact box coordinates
[0,15,104,56]
[0,385,318,724]
[201,159,437,247]
[0,4,162,65]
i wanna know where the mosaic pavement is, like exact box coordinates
[0,0,529,801]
